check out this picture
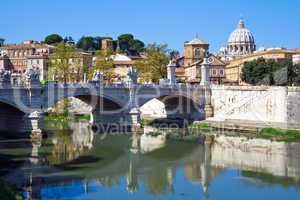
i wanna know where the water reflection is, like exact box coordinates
[0,122,300,199]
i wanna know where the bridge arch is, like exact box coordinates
[0,97,28,113]
[0,100,28,135]
[45,93,126,113]
[139,92,205,121]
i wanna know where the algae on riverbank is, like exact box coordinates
[258,128,300,142]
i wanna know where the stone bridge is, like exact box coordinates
[0,81,213,135]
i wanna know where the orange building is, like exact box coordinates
[175,37,226,84]
[225,48,299,85]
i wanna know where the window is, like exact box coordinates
[220,69,224,76]
[194,48,201,58]
[212,69,217,75]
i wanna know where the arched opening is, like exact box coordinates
[140,95,205,125]
[46,95,125,131]
[48,95,123,116]
[0,101,27,136]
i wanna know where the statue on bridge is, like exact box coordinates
[127,66,138,85]
[25,67,40,86]
[0,69,11,84]
[25,67,40,82]
[92,70,103,82]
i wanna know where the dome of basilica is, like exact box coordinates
[227,19,256,56]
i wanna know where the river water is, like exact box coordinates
[0,121,300,200]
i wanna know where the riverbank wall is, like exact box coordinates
[209,86,300,129]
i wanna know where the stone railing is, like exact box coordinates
[0,79,208,90]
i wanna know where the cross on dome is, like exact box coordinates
[238,18,245,29]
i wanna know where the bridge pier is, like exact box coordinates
[204,87,213,118]
[128,107,141,130]
[24,111,44,138]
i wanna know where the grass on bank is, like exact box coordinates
[258,128,300,142]
[45,113,90,122]
[188,122,212,133]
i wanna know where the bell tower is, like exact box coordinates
[184,37,209,67]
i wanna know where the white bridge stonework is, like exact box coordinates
[0,82,210,134]
[0,82,299,135]
[210,86,300,128]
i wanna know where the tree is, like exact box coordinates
[76,36,99,51]
[135,43,169,83]
[242,58,300,86]
[130,39,145,55]
[293,64,300,86]
[0,38,4,47]
[286,60,298,86]
[118,34,134,54]
[63,36,75,45]
[117,34,145,55]
[49,42,80,83]
[45,34,63,45]
[169,50,180,60]
[92,49,115,83]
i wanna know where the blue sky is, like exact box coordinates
[1,0,299,53]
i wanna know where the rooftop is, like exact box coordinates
[185,37,208,45]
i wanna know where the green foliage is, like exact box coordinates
[117,34,145,55]
[242,58,300,86]
[169,50,180,60]
[140,118,155,126]
[135,43,169,83]
[63,36,75,45]
[75,114,90,121]
[76,36,99,51]
[92,49,115,83]
[49,42,81,83]
[189,122,212,133]
[118,34,134,53]
[294,64,300,86]
[258,127,300,141]
[44,34,63,45]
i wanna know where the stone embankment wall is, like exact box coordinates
[210,86,300,125]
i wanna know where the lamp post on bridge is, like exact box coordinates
[127,66,141,129]
[200,50,213,118]
[24,67,44,139]
[200,51,211,87]
[167,59,177,86]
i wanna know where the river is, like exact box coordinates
[0,121,299,200]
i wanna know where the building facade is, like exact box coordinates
[184,54,226,84]
[0,41,94,82]
[0,41,54,73]
[175,37,226,84]
[101,38,113,50]
[225,48,299,84]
